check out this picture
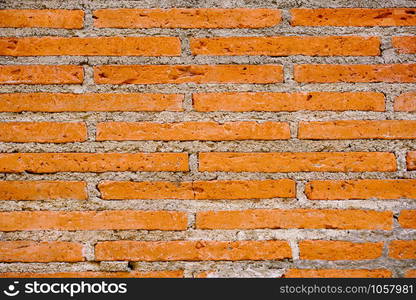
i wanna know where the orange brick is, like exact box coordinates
[294,64,416,83]
[284,269,392,278]
[0,153,189,173]
[199,152,396,172]
[96,121,290,141]
[0,9,84,28]
[0,241,84,262]
[399,210,416,229]
[193,92,385,112]
[95,240,292,261]
[405,270,416,278]
[0,65,83,85]
[389,240,416,259]
[299,120,416,139]
[0,210,187,231]
[0,122,87,143]
[291,8,416,26]
[93,8,281,28]
[305,179,416,200]
[394,92,416,112]
[407,152,416,170]
[191,36,380,56]
[0,270,184,278]
[0,181,87,200]
[196,209,392,230]
[98,179,295,200]
[299,241,383,260]
[0,37,180,56]
[0,93,183,112]
[392,36,416,54]
[94,65,283,84]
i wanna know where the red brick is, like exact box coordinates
[95,240,292,261]
[392,36,416,54]
[0,37,180,56]
[0,65,83,85]
[0,181,87,200]
[0,122,87,143]
[96,121,290,141]
[389,241,416,259]
[0,9,84,28]
[294,64,416,83]
[305,179,416,200]
[193,92,385,112]
[299,120,416,139]
[196,209,392,230]
[98,179,295,200]
[394,92,416,112]
[0,153,189,173]
[199,152,396,172]
[0,210,187,231]
[0,93,183,112]
[94,65,283,84]
[291,8,416,26]
[191,36,380,56]
[0,241,84,262]
[407,152,416,170]
[93,8,281,28]
[0,270,184,278]
[399,210,416,229]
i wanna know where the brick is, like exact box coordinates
[95,240,292,261]
[399,210,416,229]
[291,8,416,27]
[284,269,392,278]
[305,179,416,200]
[98,179,295,200]
[0,122,87,143]
[394,92,416,112]
[196,209,392,230]
[96,121,290,141]
[0,210,187,231]
[0,93,183,112]
[0,9,84,28]
[407,152,416,170]
[0,37,181,56]
[0,65,83,85]
[0,153,189,173]
[0,181,87,200]
[193,92,385,112]
[392,36,416,54]
[93,8,281,28]
[191,36,380,56]
[299,241,383,260]
[0,270,184,278]
[405,270,416,278]
[389,241,416,259]
[94,65,283,84]
[0,241,84,262]
[199,152,396,172]
[294,64,416,83]
[299,120,416,139]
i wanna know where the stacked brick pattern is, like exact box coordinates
[0,0,415,278]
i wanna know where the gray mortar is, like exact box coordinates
[0,0,415,277]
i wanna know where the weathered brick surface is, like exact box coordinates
[93,9,281,28]
[0,1,414,278]
[193,92,385,112]
[0,181,87,200]
[95,241,292,261]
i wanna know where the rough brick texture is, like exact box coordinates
[0,0,414,278]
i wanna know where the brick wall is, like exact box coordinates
[0,0,415,278]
